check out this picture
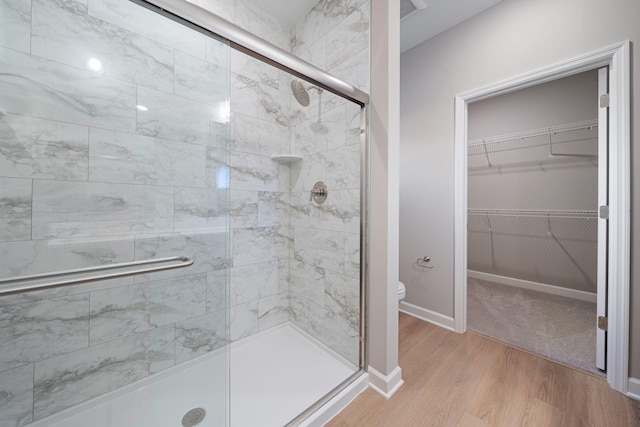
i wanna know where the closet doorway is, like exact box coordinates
[465,69,604,376]
[452,42,631,393]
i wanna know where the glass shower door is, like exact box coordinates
[0,0,231,425]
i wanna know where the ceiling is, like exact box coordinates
[245,0,504,53]
[400,0,504,52]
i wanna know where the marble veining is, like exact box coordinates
[88,0,207,59]
[0,295,90,373]
[0,114,89,180]
[294,0,349,55]
[293,226,345,274]
[0,364,33,427]
[232,113,289,156]
[289,293,310,332]
[31,0,175,93]
[344,232,360,279]
[211,149,278,192]
[0,47,137,132]
[324,270,359,329]
[229,190,258,228]
[329,48,370,92]
[31,180,174,239]
[0,178,32,242]
[230,74,259,118]
[290,152,325,193]
[136,86,221,146]
[33,326,174,420]
[289,192,311,227]
[234,0,291,52]
[230,260,278,305]
[89,128,207,187]
[133,232,229,283]
[174,187,228,232]
[294,36,327,72]
[174,51,228,105]
[310,188,360,233]
[290,260,325,303]
[257,191,280,227]
[308,302,359,364]
[275,225,293,261]
[293,104,346,155]
[175,310,228,363]
[0,0,31,53]
[206,37,229,69]
[325,2,369,70]
[230,300,258,341]
[258,291,290,331]
[0,237,134,280]
[258,83,297,127]
[232,227,276,267]
[206,269,227,313]
[230,49,279,90]
[89,273,207,344]
[325,143,360,190]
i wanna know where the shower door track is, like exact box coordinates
[0,256,194,296]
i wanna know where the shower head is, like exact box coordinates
[291,80,310,107]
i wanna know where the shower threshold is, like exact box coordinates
[28,324,357,427]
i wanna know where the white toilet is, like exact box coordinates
[398,281,406,301]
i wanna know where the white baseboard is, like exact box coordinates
[300,372,369,426]
[468,270,597,303]
[627,377,640,401]
[400,301,455,331]
[367,365,404,399]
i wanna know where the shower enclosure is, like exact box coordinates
[0,0,369,426]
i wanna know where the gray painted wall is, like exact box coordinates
[467,70,598,292]
[399,0,640,378]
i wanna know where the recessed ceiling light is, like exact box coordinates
[136,105,149,111]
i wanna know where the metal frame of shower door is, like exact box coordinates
[132,0,369,106]
[131,0,371,424]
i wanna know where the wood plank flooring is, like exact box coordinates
[327,313,640,427]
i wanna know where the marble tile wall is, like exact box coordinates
[0,0,367,423]
[0,0,237,424]
[284,0,369,365]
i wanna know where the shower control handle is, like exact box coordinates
[310,181,328,204]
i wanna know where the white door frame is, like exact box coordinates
[453,41,630,393]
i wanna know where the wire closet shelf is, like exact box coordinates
[468,119,598,166]
[467,209,598,219]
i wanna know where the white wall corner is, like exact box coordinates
[627,377,640,401]
[400,301,455,331]
[368,365,404,399]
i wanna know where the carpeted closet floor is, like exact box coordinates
[467,278,603,377]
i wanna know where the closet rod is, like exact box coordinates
[467,119,598,148]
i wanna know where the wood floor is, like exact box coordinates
[327,313,640,427]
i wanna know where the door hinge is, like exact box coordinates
[598,316,608,331]
[599,205,609,219]
[600,93,610,108]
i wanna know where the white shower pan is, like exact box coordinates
[28,324,357,427]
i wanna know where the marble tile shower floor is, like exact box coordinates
[29,324,355,427]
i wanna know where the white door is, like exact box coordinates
[596,66,609,371]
